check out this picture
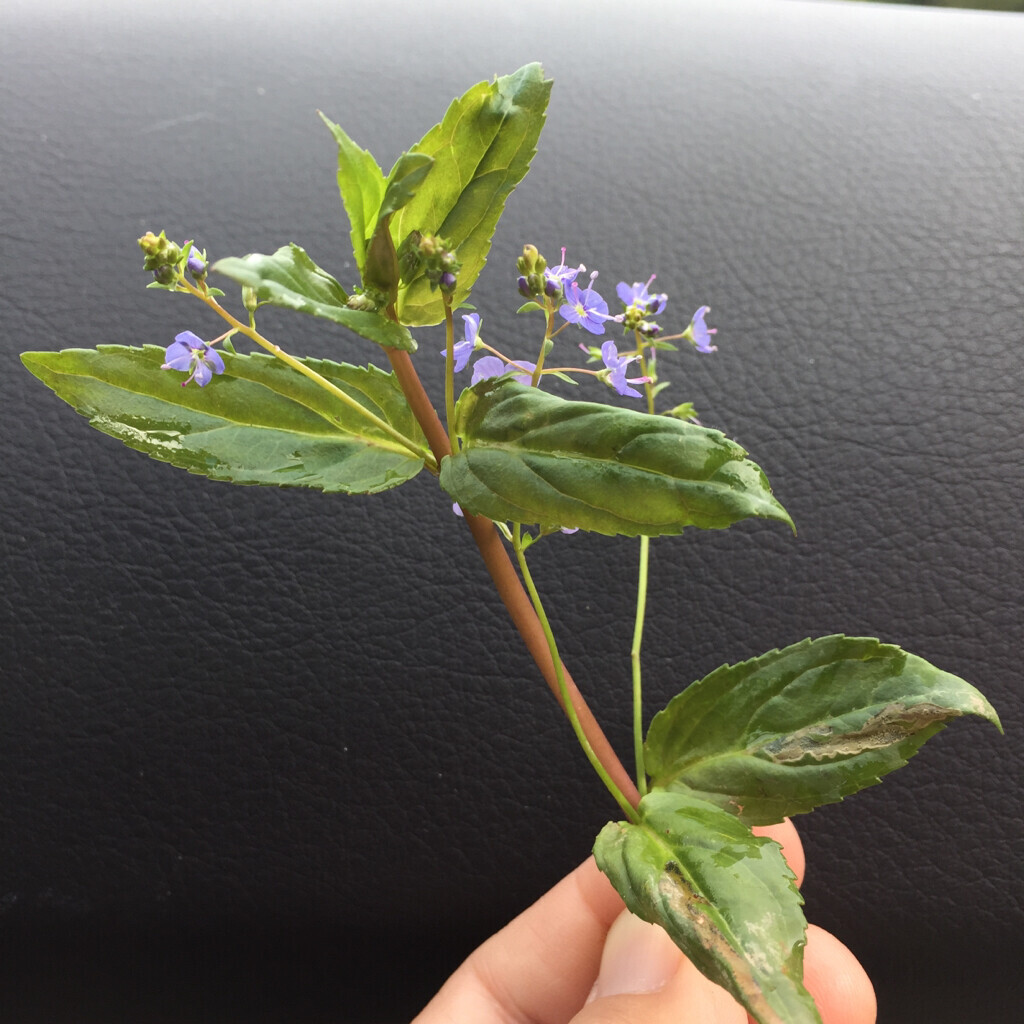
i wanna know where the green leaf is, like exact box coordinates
[645,635,1003,825]
[392,63,552,326]
[595,791,819,1024]
[21,345,426,494]
[379,151,435,221]
[439,379,793,537]
[212,244,416,351]
[361,152,436,307]
[318,112,386,273]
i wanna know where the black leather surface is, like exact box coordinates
[2,0,1022,1020]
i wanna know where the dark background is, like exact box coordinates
[2,0,1022,1021]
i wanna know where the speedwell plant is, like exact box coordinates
[21,65,1000,1024]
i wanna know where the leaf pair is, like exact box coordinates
[210,64,551,357]
[595,635,1001,1023]
[321,62,552,326]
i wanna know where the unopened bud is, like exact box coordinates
[186,246,207,278]
[242,286,259,312]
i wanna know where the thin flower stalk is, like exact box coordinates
[178,276,437,472]
[513,524,640,824]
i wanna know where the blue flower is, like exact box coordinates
[161,330,225,387]
[600,340,648,399]
[616,274,667,315]
[471,355,536,386]
[687,306,718,353]
[544,247,585,297]
[559,272,611,335]
[443,312,481,372]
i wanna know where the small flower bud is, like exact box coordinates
[152,265,176,286]
[242,286,259,312]
[439,271,457,292]
[186,246,207,279]
[346,290,379,312]
[518,275,531,298]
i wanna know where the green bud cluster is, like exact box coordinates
[138,230,183,278]
[620,302,661,337]
[398,230,461,294]
[516,243,549,299]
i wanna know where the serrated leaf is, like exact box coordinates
[645,635,1002,825]
[21,345,426,494]
[318,112,386,274]
[439,379,793,537]
[212,244,415,351]
[595,791,819,1024]
[392,63,552,326]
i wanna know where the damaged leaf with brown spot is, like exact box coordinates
[644,635,1002,825]
[594,791,820,1024]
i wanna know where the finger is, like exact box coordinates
[412,856,624,1024]
[579,909,745,1024]
[800,924,877,1024]
[582,914,875,1024]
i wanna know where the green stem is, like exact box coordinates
[529,301,557,387]
[180,278,437,472]
[512,524,639,823]
[383,350,640,814]
[631,535,651,798]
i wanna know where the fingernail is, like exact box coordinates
[588,910,682,1001]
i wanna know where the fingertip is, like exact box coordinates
[803,924,877,1024]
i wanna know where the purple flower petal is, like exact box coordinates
[161,340,195,371]
[617,275,667,315]
[204,346,225,376]
[442,312,481,372]
[162,330,225,387]
[559,277,610,336]
[690,305,718,353]
[600,340,645,399]
[543,247,585,294]
[508,360,536,385]
[471,355,507,385]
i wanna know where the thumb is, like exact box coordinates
[572,910,746,1024]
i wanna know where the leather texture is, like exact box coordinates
[2,0,1022,1020]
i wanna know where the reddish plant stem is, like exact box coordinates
[386,347,640,810]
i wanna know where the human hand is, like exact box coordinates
[413,819,875,1024]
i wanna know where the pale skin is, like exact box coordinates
[414,819,877,1024]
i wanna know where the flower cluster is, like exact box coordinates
[399,231,460,294]
[138,232,207,287]
[439,245,718,404]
